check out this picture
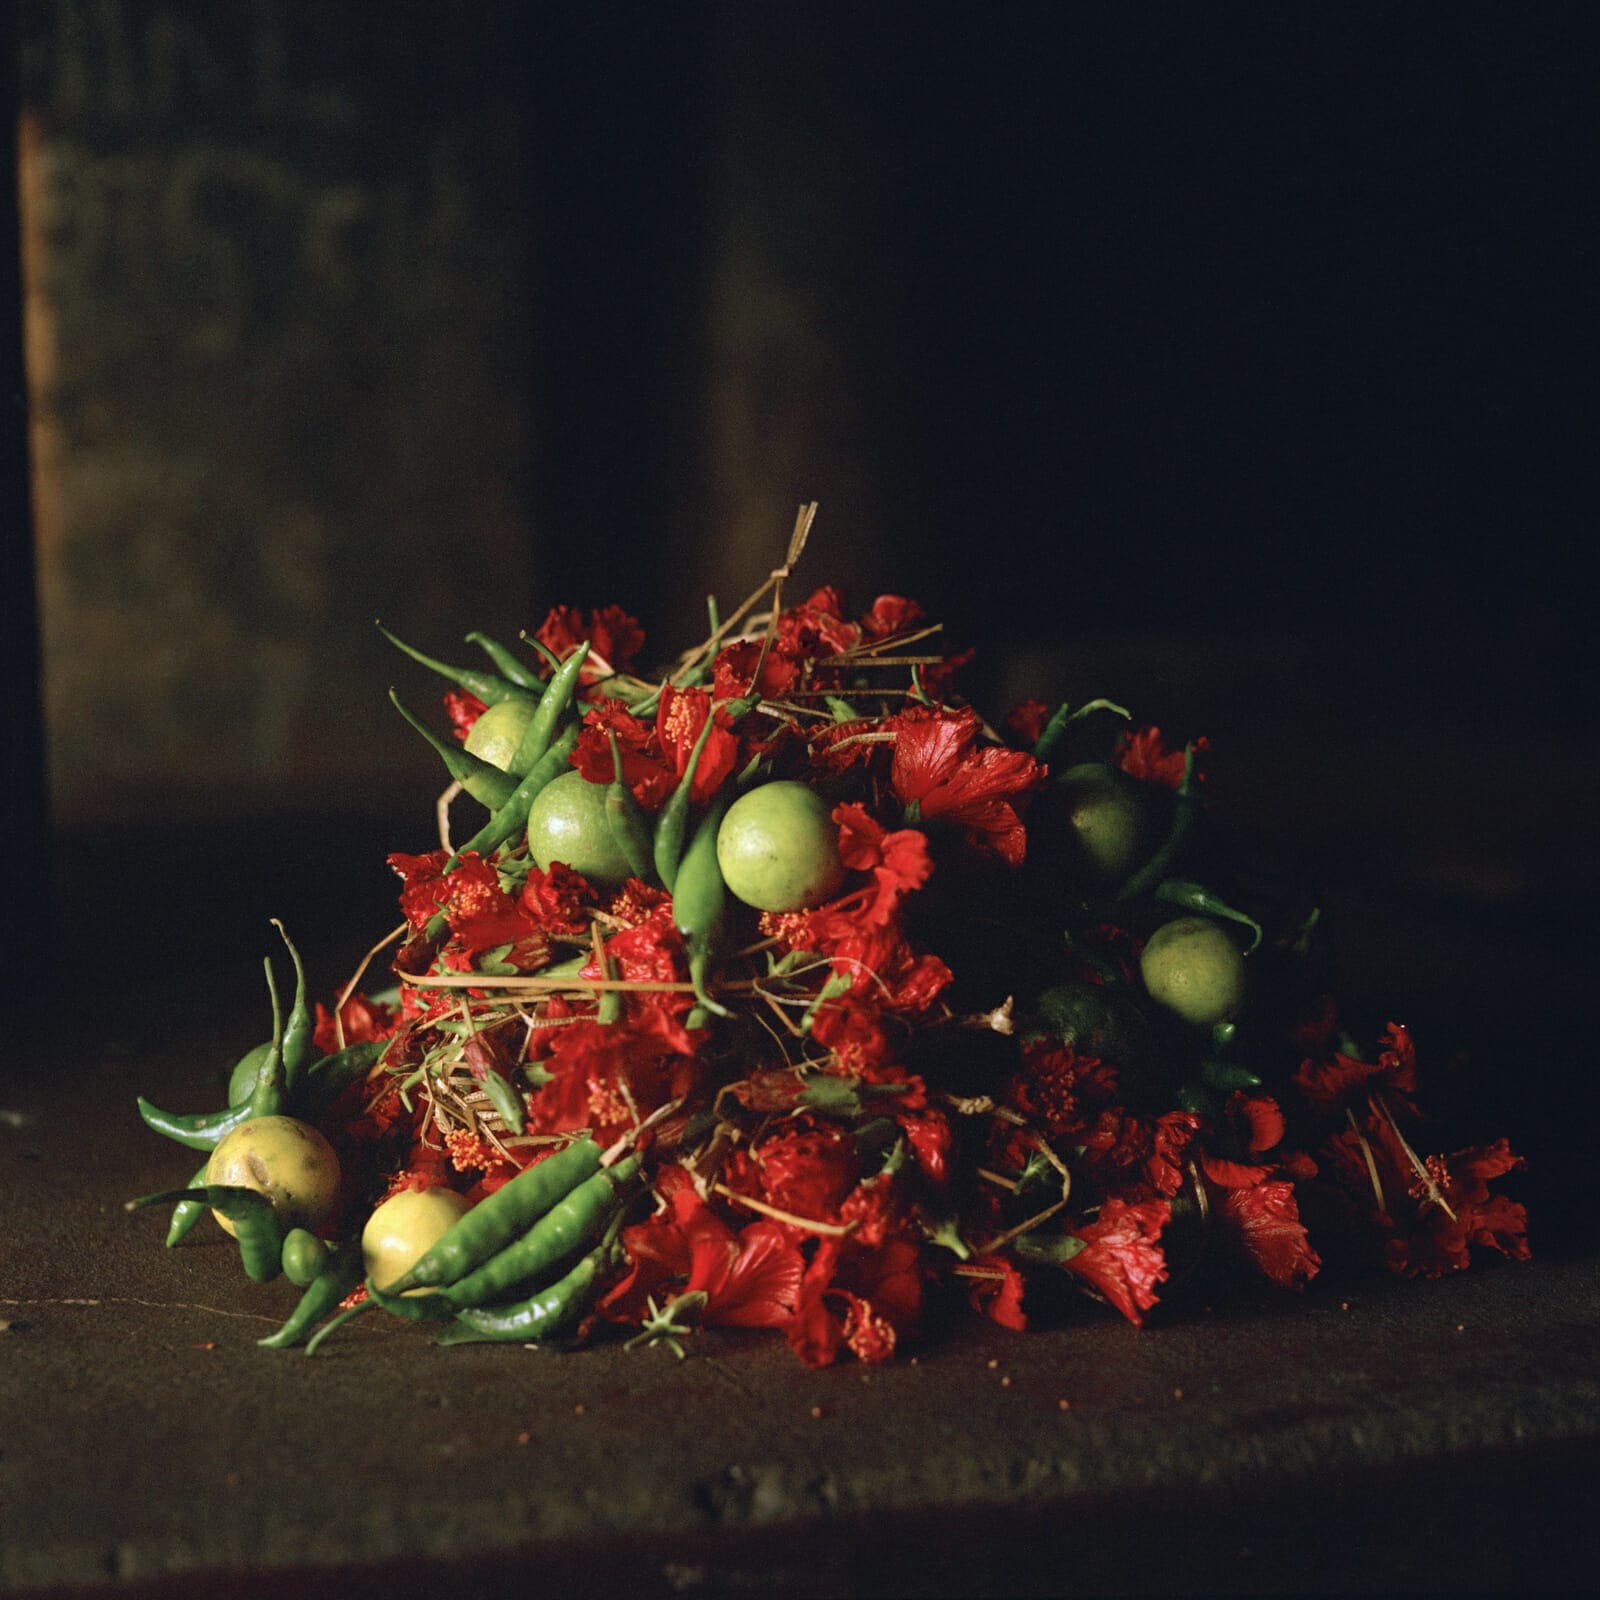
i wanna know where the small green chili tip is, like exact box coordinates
[164,1161,213,1248]
[389,688,521,809]
[377,623,537,707]
[465,630,546,692]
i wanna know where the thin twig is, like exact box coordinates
[711,1181,858,1237]
[333,923,408,1050]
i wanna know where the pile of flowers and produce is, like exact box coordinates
[128,509,1530,1362]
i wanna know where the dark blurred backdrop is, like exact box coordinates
[5,3,1594,1083]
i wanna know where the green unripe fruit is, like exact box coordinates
[1140,916,1248,1028]
[281,1227,330,1287]
[1051,762,1157,890]
[207,1115,342,1237]
[226,1040,272,1108]
[464,698,538,772]
[526,768,634,886]
[716,781,846,912]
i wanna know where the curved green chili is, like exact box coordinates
[381,1136,603,1294]
[465,630,546,692]
[1153,879,1263,953]
[389,689,521,808]
[260,1241,365,1349]
[127,1185,284,1283]
[508,640,589,774]
[377,623,537,707]
[136,955,286,1148]
[436,1225,619,1344]
[164,1160,213,1247]
[673,786,735,1018]
[272,921,316,1096]
[652,706,719,893]
[605,731,656,882]
[297,1038,389,1122]
[1117,743,1202,900]
[433,1154,640,1312]
[447,722,580,867]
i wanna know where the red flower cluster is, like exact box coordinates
[300,576,1527,1367]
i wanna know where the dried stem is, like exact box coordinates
[1347,1105,1387,1214]
[1369,1093,1457,1222]
[711,1181,858,1237]
[333,922,408,1050]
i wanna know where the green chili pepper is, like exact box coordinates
[653,708,719,893]
[271,921,316,1097]
[389,689,521,808]
[164,1160,213,1247]
[296,1038,389,1123]
[136,956,286,1149]
[605,731,656,882]
[281,1228,330,1287]
[1117,742,1201,900]
[434,1154,640,1312]
[1200,1057,1263,1092]
[508,640,589,774]
[260,1242,365,1350]
[369,1161,640,1320]
[673,786,735,1018]
[447,723,580,868]
[465,630,546,692]
[127,1185,284,1283]
[381,1137,604,1295]
[482,1068,526,1135]
[1030,698,1132,767]
[377,623,537,707]
[1153,879,1263,954]
[435,1222,621,1345]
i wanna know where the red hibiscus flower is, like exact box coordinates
[964,1253,1030,1332]
[312,992,398,1056]
[1062,1197,1172,1327]
[1214,1180,1322,1290]
[1116,726,1209,790]
[535,604,646,681]
[889,706,1045,866]
[1294,1021,1421,1120]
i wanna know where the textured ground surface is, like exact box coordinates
[5,718,1596,1597]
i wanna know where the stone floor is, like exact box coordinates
[5,707,1596,1597]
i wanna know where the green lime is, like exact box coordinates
[1139,916,1247,1028]
[716,780,846,912]
[526,768,633,886]
[463,698,538,772]
[1051,762,1156,889]
[226,1040,272,1107]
